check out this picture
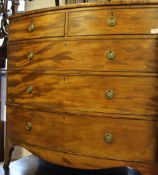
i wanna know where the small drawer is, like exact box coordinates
[68,8,158,36]
[9,12,65,41]
[7,106,158,162]
[7,74,158,116]
[8,39,158,72]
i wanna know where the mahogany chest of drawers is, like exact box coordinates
[4,1,158,175]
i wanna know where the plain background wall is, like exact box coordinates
[25,0,55,11]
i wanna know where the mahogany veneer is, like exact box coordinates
[4,1,158,175]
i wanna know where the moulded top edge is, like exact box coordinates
[9,1,158,20]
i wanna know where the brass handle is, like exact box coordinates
[27,52,34,61]
[26,122,32,131]
[104,133,113,143]
[105,90,114,99]
[107,16,117,27]
[26,86,33,94]
[106,50,116,60]
[28,24,35,32]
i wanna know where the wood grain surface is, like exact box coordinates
[8,39,158,72]
[9,12,65,41]
[7,73,158,116]
[9,1,158,21]
[7,106,158,163]
[68,8,158,36]
[6,140,158,175]
[8,142,158,174]
[6,2,158,174]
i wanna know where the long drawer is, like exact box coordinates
[8,39,158,72]
[7,106,158,162]
[9,12,65,41]
[68,8,158,36]
[7,73,158,116]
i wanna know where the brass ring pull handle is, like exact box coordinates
[26,86,33,94]
[105,90,114,99]
[107,16,117,27]
[26,122,32,131]
[106,50,116,60]
[28,24,35,32]
[27,52,34,61]
[104,133,113,143]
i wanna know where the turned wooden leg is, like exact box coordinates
[3,139,14,169]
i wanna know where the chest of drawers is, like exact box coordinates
[4,1,158,175]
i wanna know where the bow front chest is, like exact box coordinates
[4,1,158,175]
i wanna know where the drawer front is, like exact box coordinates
[7,74,158,116]
[7,106,158,162]
[9,12,65,41]
[68,8,158,36]
[8,39,158,72]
